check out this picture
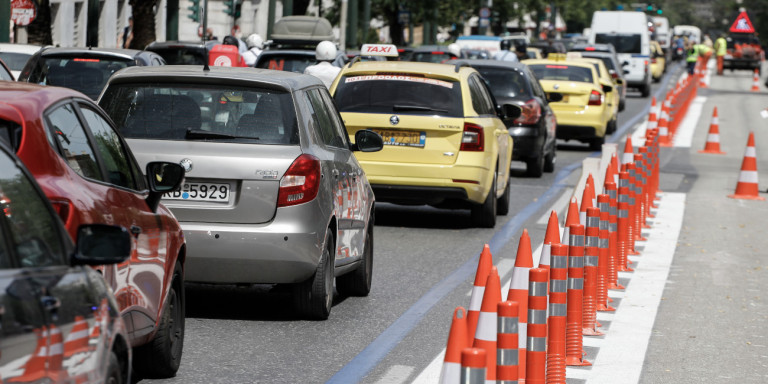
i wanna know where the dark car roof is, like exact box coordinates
[105,65,324,91]
[146,40,207,49]
[447,59,527,71]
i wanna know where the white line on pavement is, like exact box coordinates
[674,96,707,148]
[374,365,415,384]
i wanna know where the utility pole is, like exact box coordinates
[284,0,293,16]
[0,1,9,43]
[267,0,276,39]
[347,0,358,49]
[362,0,370,44]
[340,0,348,49]
[167,0,179,41]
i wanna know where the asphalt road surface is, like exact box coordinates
[141,60,768,384]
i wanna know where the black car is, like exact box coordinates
[404,45,459,63]
[0,140,133,383]
[449,59,560,177]
[18,47,166,99]
[145,40,209,65]
[254,15,347,72]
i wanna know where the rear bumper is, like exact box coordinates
[556,125,600,141]
[551,107,607,138]
[507,127,544,160]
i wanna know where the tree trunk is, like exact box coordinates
[294,0,310,15]
[385,8,403,46]
[128,0,158,50]
[26,0,52,45]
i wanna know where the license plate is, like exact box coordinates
[371,129,426,148]
[163,183,230,201]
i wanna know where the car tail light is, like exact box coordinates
[644,60,649,73]
[278,154,321,207]
[651,58,657,64]
[460,123,484,152]
[514,99,542,125]
[610,71,619,79]
[50,199,72,226]
[588,90,603,106]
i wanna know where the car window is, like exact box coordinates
[334,74,463,117]
[99,83,299,144]
[476,67,531,100]
[46,103,101,180]
[255,54,316,73]
[0,119,23,152]
[526,68,547,99]
[0,153,65,268]
[149,47,207,65]
[528,64,594,83]
[307,89,345,148]
[31,56,133,99]
[595,34,642,54]
[79,104,137,190]
[318,89,349,148]
[0,52,34,71]
[468,76,495,116]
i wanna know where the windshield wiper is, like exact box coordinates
[392,105,448,113]
[185,129,258,140]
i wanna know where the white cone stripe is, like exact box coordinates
[622,153,633,164]
[745,147,756,157]
[659,127,668,135]
[509,268,530,290]
[438,363,460,384]
[647,121,657,129]
[49,343,63,354]
[706,134,720,142]
[738,171,759,183]
[538,244,551,267]
[561,227,571,245]
[38,346,48,356]
[469,286,485,311]
[712,117,718,124]
[517,323,528,347]
[474,311,498,342]
[66,329,90,341]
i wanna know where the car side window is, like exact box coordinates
[468,76,495,116]
[46,103,102,180]
[79,104,137,190]
[0,154,65,268]
[307,89,346,148]
[527,69,547,100]
[318,89,349,148]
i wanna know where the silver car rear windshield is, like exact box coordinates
[333,75,463,117]
[99,84,299,144]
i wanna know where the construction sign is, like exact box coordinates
[729,11,756,34]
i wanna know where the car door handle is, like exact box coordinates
[130,225,142,236]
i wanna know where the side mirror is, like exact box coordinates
[351,130,384,152]
[145,162,185,212]
[601,83,613,93]
[71,224,131,266]
[547,92,564,103]
[502,104,522,120]
[622,61,630,67]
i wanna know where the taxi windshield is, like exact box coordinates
[99,84,299,144]
[333,75,463,117]
[528,64,594,83]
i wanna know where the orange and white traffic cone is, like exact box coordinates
[461,348,487,384]
[579,174,596,226]
[699,107,725,154]
[526,268,548,384]
[565,224,591,366]
[622,137,634,166]
[472,266,501,383]
[8,327,49,382]
[64,315,91,357]
[729,132,765,200]
[496,301,519,383]
[647,96,658,130]
[752,69,761,92]
[467,245,493,346]
[507,230,534,382]
[439,307,468,384]
[561,198,580,246]
[538,210,561,292]
[546,243,568,383]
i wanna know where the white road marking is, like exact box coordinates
[673,96,707,148]
[374,365,415,384]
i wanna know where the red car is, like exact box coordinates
[0,82,186,379]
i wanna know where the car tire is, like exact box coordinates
[606,118,617,135]
[640,84,651,97]
[526,155,544,177]
[471,173,497,228]
[589,135,605,151]
[497,177,510,216]
[544,143,556,173]
[294,231,334,320]
[336,218,373,297]
[105,351,123,384]
[619,99,626,112]
[133,260,185,379]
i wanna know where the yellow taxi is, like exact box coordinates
[650,40,666,82]
[570,53,619,134]
[329,57,517,227]
[526,47,543,59]
[523,53,614,150]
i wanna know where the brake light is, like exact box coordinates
[644,60,649,73]
[545,65,568,69]
[514,99,542,125]
[460,123,484,152]
[431,51,446,55]
[277,154,321,207]
[610,71,619,79]
[585,47,596,51]
[588,90,603,106]
[50,200,72,226]
[651,58,657,64]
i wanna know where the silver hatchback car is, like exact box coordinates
[98,66,383,319]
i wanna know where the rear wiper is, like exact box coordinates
[185,129,258,140]
[392,105,448,113]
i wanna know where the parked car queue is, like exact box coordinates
[0,36,640,382]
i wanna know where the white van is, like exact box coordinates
[673,25,702,44]
[589,11,652,97]
[653,16,671,52]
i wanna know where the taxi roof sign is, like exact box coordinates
[730,11,756,34]
[360,44,398,57]
[547,53,568,61]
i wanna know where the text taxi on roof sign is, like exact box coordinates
[360,44,399,57]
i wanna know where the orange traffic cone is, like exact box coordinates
[647,97,658,130]
[64,315,91,357]
[537,211,561,289]
[496,301,520,383]
[507,230,534,382]
[752,69,761,92]
[439,307,468,384]
[699,107,725,154]
[561,198,580,245]
[467,244,493,346]
[622,136,634,165]
[7,327,49,382]
[473,266,501,383]
[729,132,765,200]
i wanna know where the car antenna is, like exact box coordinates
[204,63,210,71]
